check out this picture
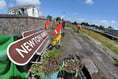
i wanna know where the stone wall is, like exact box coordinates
[0,14,48,35]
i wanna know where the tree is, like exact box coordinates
[72,21,78,25]
[99,25,104,30]
[108,26,113,29]
[81,22,89,26]
[90,24,97,28]
[47,15,52,21]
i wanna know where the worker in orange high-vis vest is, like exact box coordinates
[45,20,50,30]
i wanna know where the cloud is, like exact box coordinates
[16,0,41,5]
[88,19,116,28]
[77,18,85,22]
[74,18,116,29]
[85,0,94,5]
[98,20,116,25]
[0,0,6,10]
[64,17,72,21]
[16,0,43,16]
[99,20,108,25]
[111,20,116,24]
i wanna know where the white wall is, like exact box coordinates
[27,8,39,17]
[9,7,39,17]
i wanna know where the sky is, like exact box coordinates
[0,0,118,29]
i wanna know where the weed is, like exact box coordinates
[81,28,118,54]
[29,48,62,78]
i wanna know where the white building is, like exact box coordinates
[8,5,39,17]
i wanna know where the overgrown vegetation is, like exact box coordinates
[63,59,82,73]
[29,48,62,78]
[81,27,118,66]
[81,28,118,54]
[113,58,118,66]
[69,24,118,66]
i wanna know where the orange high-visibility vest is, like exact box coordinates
[45,23,48,30]
[45,20,50,30]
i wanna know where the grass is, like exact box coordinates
[78,27,118,66]
[81,28,118,54]
[67,24,118,55]
[113,58,118,66]
[44,48,61,58]
[66,24,118,66]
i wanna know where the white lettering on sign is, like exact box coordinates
[16,45,29,58]
[15,35,43,58]
[23,42,32,52]
[7,30,49,66]
[41,32,47,38]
